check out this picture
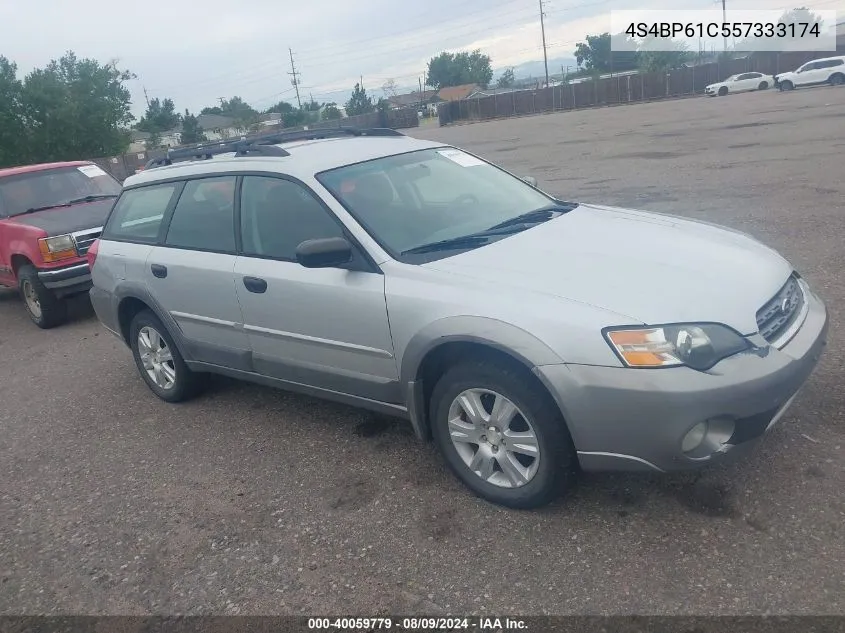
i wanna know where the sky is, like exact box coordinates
[0,0,841,118]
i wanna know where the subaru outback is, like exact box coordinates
[88,128,828,508]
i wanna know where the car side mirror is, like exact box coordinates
[295,237,353,269]
[522,176,539,188]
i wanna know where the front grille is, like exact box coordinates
[73,229,101,256]
[755,274,804,344]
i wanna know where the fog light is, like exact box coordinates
[682,421,709,453]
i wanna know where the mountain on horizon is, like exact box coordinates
[496,56,578,81]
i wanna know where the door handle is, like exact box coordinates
[243,276,267,294]
[150,264,167,278]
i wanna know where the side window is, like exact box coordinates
[832,60,844,67]
[240,176,344,260]
[164,176,236,253]
[736,73,752,80]
[103,183,179,242]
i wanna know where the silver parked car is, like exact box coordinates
[88,128,828,508]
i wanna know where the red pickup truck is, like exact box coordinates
[0,161,121,328]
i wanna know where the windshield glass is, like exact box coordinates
[0,165,121,217]
[317,148,558,257]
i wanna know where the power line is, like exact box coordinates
[288,48,302,109]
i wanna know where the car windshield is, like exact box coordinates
[317,147,568,258]
[0,165,121,217]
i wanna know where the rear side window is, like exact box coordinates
[820,59,843,68]
[164,177,236,253]
[103,183,179,242]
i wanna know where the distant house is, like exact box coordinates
[436,84,481,102]
[128,128,181,151]
[388,90,438,109]
[128,130,150,153]
[259,112,282,128]
[197,114,246,141]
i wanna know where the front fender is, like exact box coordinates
[399,315,565,386]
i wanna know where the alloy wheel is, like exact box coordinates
[447,388,540,488]
[137,326,176,390]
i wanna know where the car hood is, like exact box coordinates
[5,199,113,236]
[423,204,793,334]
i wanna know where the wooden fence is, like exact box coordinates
[438,49,844,125]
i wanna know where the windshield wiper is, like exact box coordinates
[20,194,118,216]
[487,203,577,231]
[401,225,531,255]
[65,194,118,205]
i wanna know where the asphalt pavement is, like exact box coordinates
[1,86,843,615]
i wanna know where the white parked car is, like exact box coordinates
[705,72,775,96]
[774,56,845,91]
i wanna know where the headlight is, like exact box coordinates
[38,234,77,262]
[604,323,750,370]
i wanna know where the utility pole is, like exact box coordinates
[288,48,302,109]
[721,0,727,53]
[539,0,550,87]
[143,86,150,108]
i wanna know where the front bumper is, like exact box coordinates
[37,262,92,298]
[535,288,829,473]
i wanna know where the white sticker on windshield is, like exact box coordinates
[77,164,108,178]
[437,149,485,167]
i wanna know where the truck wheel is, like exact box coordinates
[17,265,67,329]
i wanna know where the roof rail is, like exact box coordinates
[142,126,405,170]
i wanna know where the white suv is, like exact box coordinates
[775,56,845,91]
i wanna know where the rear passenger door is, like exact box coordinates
[233,175,400,404]
[147,176,251,370]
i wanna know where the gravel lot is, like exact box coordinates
[1,87,843,616]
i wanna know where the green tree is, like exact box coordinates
[637,40,692,71]
[0,56,24,167]
[181,109,205,144]
[496,68,515,88]
[321,103,342,120]
[18,51,133,163]
[214,96,259,129]
[345,83,374,116]
[200,105,223,115]
[426,50,493,89]
[137,97,180,132]
[575,34,613,71]
[145,130,162,150]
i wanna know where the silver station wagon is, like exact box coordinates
[88,127,828,508]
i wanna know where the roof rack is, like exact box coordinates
[143,126,405,170]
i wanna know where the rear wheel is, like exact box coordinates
[129,310,203,402]
[830,73,844,86]
[430,360,576,508]
[758,81,769,90]
[718,86,728,96]
[779,80,794,91]
[17,265,67,329]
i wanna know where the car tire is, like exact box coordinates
[830,73,844,86]
[718,86,728,96]
[129,309,204,403]
[430,360,576,509]
[17,264,67,329]
[779,80,794,91]
[758,81,769,90]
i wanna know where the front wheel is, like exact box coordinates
[758,81,769,90]
[17,265,67,329]
[129,310,204,402]
[718,86,728,96]
[779,80,794,91]
[430,360,576,509]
